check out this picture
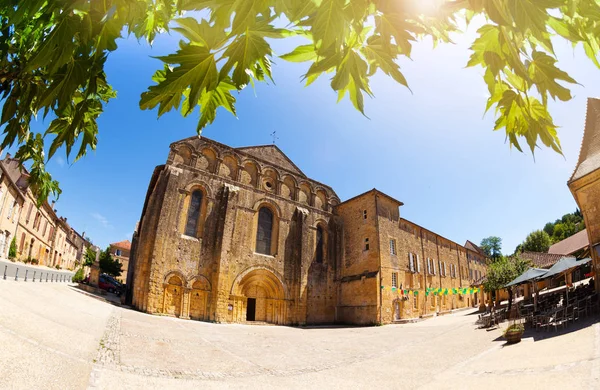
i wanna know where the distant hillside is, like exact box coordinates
[543,210,585,244]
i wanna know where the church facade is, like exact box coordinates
[127,136,488,325]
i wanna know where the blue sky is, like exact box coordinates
[22,19,599,254]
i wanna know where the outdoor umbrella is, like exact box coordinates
[505,267,549,311]
[539,257,592,303]
[505,267,549,288]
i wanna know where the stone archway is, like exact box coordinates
[231,268,287,324]
[163,275,184,317]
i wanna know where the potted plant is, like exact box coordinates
[503,323,524,344]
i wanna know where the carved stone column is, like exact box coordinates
[295,206,310,325]
[181,287,191,319]
[212,184,240,322]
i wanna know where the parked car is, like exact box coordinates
[98,275,115,293]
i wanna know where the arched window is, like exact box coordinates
[316,225,324,264]
[256,207,273,255]
[184,190,203,237]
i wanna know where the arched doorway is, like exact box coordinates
[189,277,211,321]
[163,275,183,317]
[231,268,287,324]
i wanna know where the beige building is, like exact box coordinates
[0,161,26,259]
[0,155,86,269]
[568,98,600,293]
[127,137,488,325]
[109,240,131,282]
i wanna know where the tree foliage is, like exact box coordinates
[521,229,552,253]
[483,255,530,293]
[8,236,16,258]
[3,0,600,203]
[480,236,502,260]
[72,267,85,283]
[99,247,123,277]
[84,247,96,267]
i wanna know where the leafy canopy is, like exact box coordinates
[479,236,502,260]
[483,255,530,292]
[2,0,600,203]
[521,229,552,253]
[99,247,123,277]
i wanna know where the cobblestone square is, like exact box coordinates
[1,282,599,390]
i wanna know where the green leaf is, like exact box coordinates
[140,43,218,116]
[172,18,226,50]
[362,36,411,92]
[331,50,372,115]
[528,50,577,104]
[196,80,238,132]
[220,18,284,88]
[309,0,346,53]
[280,45,318,63]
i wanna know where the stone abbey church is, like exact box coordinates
[127,136,488,325]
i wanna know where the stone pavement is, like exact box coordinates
[1,281,599,390]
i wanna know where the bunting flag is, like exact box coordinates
[379,285,484,296]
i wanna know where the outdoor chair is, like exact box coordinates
[577,300,588,319]
[564,305,575,325]
[534,313,549,332]
[547,308,566,332]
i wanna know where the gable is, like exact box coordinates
[570,98,600,182]
[236,145,304,176]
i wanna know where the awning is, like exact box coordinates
[540,257,592,279]
[505,267,549,287]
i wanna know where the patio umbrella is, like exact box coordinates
[505,267,549,312]
[505,268,549,288]
[539,257,592,303]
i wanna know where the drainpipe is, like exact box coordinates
[375,194,382,324]
[435,236,442,313]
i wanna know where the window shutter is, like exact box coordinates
[427,258,431,274]
[409,253,415,272]
[417,255,421,273]
[433,260,437,275]
[444,262,447,277]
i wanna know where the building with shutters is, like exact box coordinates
[128,136,488,325]
[0,155,87,270]
[110,240,131,283]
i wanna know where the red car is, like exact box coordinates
[98,275,116,293]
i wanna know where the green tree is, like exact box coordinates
[72,267,85,283]
[84,247,96,267]
[99,247,123,277]
[2,1,600,203]
[480,236,502,260]
[543,222,555,237]
[483,255,530,311]
[521,230,552,253]
[8,236,17,258]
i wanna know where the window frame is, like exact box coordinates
[255,206,274,255]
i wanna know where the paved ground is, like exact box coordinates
[1,281,599,390]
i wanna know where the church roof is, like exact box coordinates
[520,251,564,269]
[235,144,305,176]
[570,98,600,182]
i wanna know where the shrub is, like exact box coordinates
[30,258,39,265]
[23,258,30,264]
[55,264,60,270]
[503,323,524,337]
[72,268,85,283]
[8,237,16,258]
